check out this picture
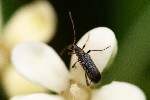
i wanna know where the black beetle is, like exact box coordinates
[62,12,111,86]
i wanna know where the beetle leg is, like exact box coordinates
[82,34,90,50]
[68,52,76,55]
[72,61,78,68]
[87,46,111,54]
[85,73,90,86]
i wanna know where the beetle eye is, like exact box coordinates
[68,45,72,50]
[69,45,75,51]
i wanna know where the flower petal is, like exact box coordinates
[3,1,57,49]
[10,93,64,100]
[92,81,146,100]
[11,41,69,93]
[2,66,48,97]
[70,27,117,85]
[0,1,2,35]
[0,42,9,71]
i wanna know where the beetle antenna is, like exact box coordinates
[59,44,70,56]
[69,11,76,44]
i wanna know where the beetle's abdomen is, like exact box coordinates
[78,53,101,83]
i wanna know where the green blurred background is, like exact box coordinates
[1,0,150,100]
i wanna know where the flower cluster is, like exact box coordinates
[0,0,146,100]
[0,1,57,97]
[10,27,146,100]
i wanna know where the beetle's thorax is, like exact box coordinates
[68,44,85,56]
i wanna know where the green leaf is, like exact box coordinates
[102,0,150,99]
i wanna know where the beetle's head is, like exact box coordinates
[67,44,77,51]
[68,44,79,51]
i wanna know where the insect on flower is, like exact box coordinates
[61,12,111,86]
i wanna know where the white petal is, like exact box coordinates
[0,42,9,71]
[92,81,146,100]
[70,27,117,85]
[2,66,48,97]
[3,1,57,49]
[10,93,64,100]
[11,41,69,93]
[0,1,2,35]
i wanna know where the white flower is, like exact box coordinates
[10,27,146,100]
[2,0,57,49]
[10,93,64,100]
[0,0,57,97]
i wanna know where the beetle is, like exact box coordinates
[63,12,111,86]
